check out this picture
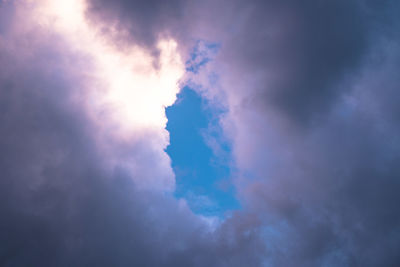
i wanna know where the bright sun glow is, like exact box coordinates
[26,0,184,138]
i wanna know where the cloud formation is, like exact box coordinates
[0,1,263,266]
[1,0,400,266]
[190,1,400,265]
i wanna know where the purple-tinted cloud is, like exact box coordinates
[1,0,400,266]
[0,1,264,266]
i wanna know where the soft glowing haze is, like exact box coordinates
[14,0,184,191]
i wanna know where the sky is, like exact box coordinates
[0,0,400,266]
[166,87,239,216]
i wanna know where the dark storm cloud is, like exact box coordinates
[86,0,185,57]
[216,0,397,124]
[242,92,400,266]
[204,1,400,266]
[2,0,400,266]
[246,1,368,122]
[86,0,400,265]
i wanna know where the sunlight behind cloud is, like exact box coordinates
[28,0,184,138]
[14,0,185,191]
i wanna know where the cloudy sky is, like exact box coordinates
[1,0,399,266]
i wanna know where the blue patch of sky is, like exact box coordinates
[166,87,240,217]
[165,40,239,217]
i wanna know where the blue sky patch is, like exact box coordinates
[166,87,239,217]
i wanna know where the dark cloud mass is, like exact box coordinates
[86,0,185,56]
[1,0,400,266]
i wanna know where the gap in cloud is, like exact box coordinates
[166,87,240,217]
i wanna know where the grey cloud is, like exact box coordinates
[228,13,400,264]
[85,0,400,264]
[86,0,397,123]
[0,12,265,267]
[0,1,15,35]
[86,0,186,58]
[86,0,400,264]
[187,0,400,266]
[215,0,385,124]
[2,0,400,266]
